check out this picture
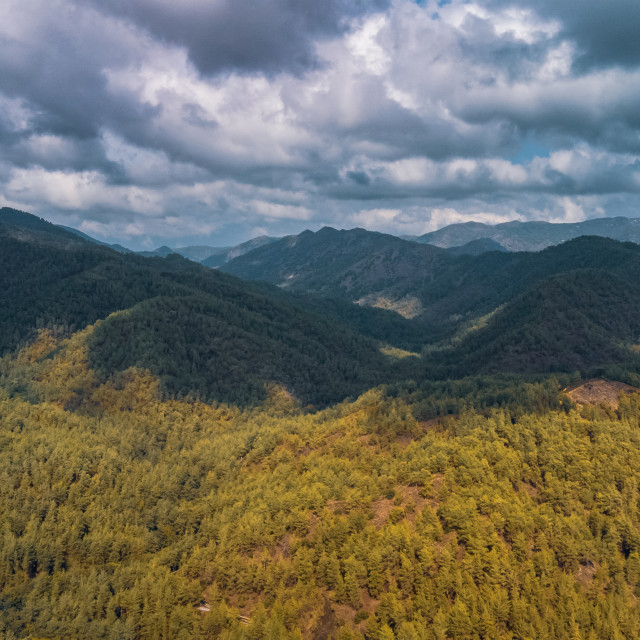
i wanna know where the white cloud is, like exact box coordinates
[250,201,312,221]
[1,0,640,248]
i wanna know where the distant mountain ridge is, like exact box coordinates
[445,237,507,256]
[201,235,279,268]
[220,224,640,370]
[3,205,640,398]
[134,236,279,266]
[413,216,640,251]
[58,225,133,253]
[222,225,640,323]
[174,245,229,262]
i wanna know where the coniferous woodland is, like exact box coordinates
[2,329,640,640]
[2,208,640,639]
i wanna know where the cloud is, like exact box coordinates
[88,0,391,77]
[484,0,640,71]
[0,0,639,249]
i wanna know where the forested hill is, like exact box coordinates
[425,268,640,378]
[0,209,410,406]
[4,206,640,402]
[220,226,454,317]
[222,227,640,378]
[221,226,640,331]
[444,237,507,256]
[0,206,86,247]
[201,235,280,268]
[412,235,640,325]
[5,210,640,640]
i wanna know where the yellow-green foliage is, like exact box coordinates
[379,346,420,360]
[1,331,640,639]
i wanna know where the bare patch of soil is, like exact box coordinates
[274,533,291,560]
[435,531,457,553]
[356,294,423,319]
[331,602,356,626]
[566,379,639,409]
[313,598,337,640]
[520,481,540,501]
[331,589,379,634]
[398,485,427,524]
[306,512,320,539]
[357,434,378,449]
[371,497,394,528]
[369,484,430,528]
[418,418,442,431]
[426,473,445,510]
[359,589,379,616]
[575,561,597,588]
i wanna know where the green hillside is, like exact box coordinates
[220,227,452,316]
[87,294,394,407]
[5,208,640,404]
[0,206,85,247]
[427,269,640,378]
[221,228,640,379]
[0,209,404,407]
[414,235,640,325]
[221,228,640,335]
[4,207,640,639]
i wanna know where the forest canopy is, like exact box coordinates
[1,328,640,639]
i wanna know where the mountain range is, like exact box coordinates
[0,207,404,407]
[3,206,640,395]
[79,214,640,268]
[4,205,640,640]
[220,226,640,324]
[411,216,640,251]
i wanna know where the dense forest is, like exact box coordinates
[2,328,640,639]
[0,213,416,407]
[3,208,640,639]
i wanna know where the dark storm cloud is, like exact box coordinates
[0,2,162,185]
[90,0,391,77]
[347,171,370,186]
[455,12,551,81]
[4,135,125,179]
[485,0,640,71]
[0,6,154,141]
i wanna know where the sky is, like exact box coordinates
[2,0,640,249]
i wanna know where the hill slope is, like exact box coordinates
[5,208,640,395]
[2,333,640,640]
[202,235,280,268]
[445,237,507,256]
[409,235,640,325]
[222,227,640,377]
[429,268,640,377]
[221,226,640,332]
[0,210,402,406]
[221,227,453,317]
[0,206,86,248]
